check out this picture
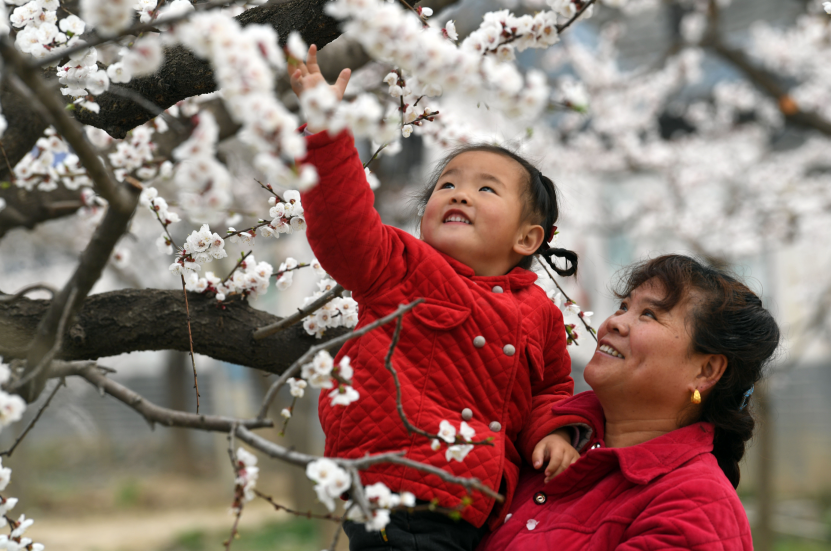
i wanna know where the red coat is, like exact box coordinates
[300,130,574,528]
[478,391,753,550]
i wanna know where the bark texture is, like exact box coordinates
[0,288,346,375]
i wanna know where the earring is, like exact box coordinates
[691,389,701,404]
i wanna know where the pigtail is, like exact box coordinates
[534,171,578,277]
[538,247,578,277]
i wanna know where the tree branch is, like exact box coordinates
[0,288,349,375]
[707,39,831,137]
[53,361,273,431]
[252,284,344,340]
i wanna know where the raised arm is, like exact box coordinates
[293,46,407,298]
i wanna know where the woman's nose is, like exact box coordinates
[606,312,629,336]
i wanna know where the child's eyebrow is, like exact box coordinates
[440,167,505,187]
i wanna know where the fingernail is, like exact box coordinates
[534,461,540,468]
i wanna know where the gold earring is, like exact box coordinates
[691,389,701,404]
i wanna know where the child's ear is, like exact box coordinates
[514,223,545,257]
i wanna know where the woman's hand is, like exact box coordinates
[532,428,580,483]
[289,44,351,102]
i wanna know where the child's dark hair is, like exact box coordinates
[615,254,781,488]
[415,144,578,275]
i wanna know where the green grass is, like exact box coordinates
[775,538,831,551]
[164,519,321,551]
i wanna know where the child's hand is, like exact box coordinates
[289,44,351,104]
[532,428,580,483]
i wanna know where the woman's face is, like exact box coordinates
[584,279,708,420]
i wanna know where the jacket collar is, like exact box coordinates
[552,391,715,485]
[437,251,539,291]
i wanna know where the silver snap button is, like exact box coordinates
[473,336,486,348]
[503,344,515,356]
[492,285,504,293]
[489,421,502,432]
[591,443,601,450]
[461,408,473,421]
[533,492,547,505]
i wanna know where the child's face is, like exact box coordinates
[421,151,544,277]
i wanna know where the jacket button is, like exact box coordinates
[492,285,504,293]
[503,344,515,356]
[473,336,486,348]
[489,421,502,432]
[591,443,601,450]
[533,492,547,505]
[461,408,473,421]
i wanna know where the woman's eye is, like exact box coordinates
[440,182,454,190]
[642,310,657,320]
[479,186,495,193]
[618,302,628,313]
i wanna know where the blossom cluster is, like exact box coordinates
[300,280,359,338]
[109,120,172,183]
[300,350,360,407]
[139,187,181,243]
[169,223,228,276]
[344,482,417,532]
[0,362,43,550]
[431,420,476,462]
[305,458,351,512]
[546,290,593,346]
[168,9,315,194]
[184,254,274,302]
[328,0,555,121]
[12,128,91,192]
[231,447,259,513]
[256,190,307,240]
[171,111,233,224]
[13,0,83,60]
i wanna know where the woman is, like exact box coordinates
[479,254,780,550]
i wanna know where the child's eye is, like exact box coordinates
[440,182,454,190]
[479,186,495,193]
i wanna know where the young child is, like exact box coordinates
[291,46,583,549]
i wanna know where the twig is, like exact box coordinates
[221,251,253,285]
[397,0,429,25]
[235,426,502,502]
[256,299,424,420]
[535,258,597,343]
[254,179,281,199]
[384,315,493,447]
[0,379,64,457]
[253,284,344,340]
[255,490,343,522]
[52,361,273,431]
[272,263,311,279]
[225,427,243,551]
[555,0,598,34]
[225,223,269,240]
[0,284,57,303]
[180,275,201,414]
[11,287,78,390]
[34,0,237,67]
[348,468,373,520]
[328,504,352,551]
[0,141,14,181]
[363,143,387,169]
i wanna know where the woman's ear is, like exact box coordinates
[695,354,728,393]
[514,223,545,257]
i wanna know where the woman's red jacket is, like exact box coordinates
[300,130,577,528]
[478,391,753,550]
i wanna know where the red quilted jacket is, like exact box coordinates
[478,391,753,550]
[300,130,575,528]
